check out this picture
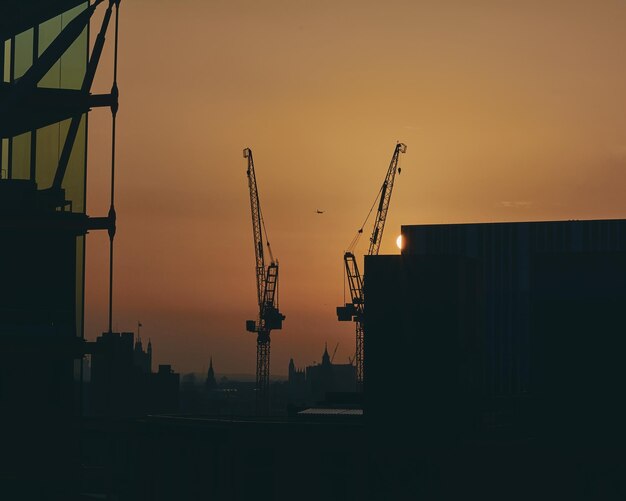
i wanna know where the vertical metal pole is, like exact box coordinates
[8,36,15,179]
[30,25,39,182]
[107,1,120,334]
[1,40,4,175]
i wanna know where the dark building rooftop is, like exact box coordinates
[362,218,626,499]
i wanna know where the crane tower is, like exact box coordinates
[242,148,285,415]
[337,142,407,390]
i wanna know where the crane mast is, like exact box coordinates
[243,148,285,415]
[337,142,407,389]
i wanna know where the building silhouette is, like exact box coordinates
[287,357,306,401]
[288,345,357,404]
[150,364,180,414]
[79,219,626,501]
[90,331,136,416]
[365,219,626,499]
[134,335,152,374]
[90,331,180,416]
[0,2,118,498]
[205,357,217,391]
[306,343,357,401]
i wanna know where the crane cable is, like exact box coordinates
[343,174,384,304]
[346,180,385,254]
[259,207,274,264]
[257,182,275,306]
[343,260,346,304]
[346,148,405,254]
[343,149,404,301]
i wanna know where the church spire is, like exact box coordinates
[206,356,216,391]
[322,342,331,366]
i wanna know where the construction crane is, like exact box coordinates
[337,142,407,390]
[243,147,285,416]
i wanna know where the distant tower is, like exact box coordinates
[205,357,217,391]
[322,342,331,366]
[147,338,153,373]
[133,335,151,374]
[287,358,306,400]
[289,358,296,381]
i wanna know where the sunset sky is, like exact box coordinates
[84,0,626,375]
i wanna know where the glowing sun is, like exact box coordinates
[396,234,403,250]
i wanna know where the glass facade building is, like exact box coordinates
[1,1,88,339]
[0,2,114,496]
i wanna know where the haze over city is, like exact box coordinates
[84,0,626,374]
[5,2,626,499]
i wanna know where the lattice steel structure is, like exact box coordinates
[337,143,406,389]
[243,148,285,415]
[0,0,121,496]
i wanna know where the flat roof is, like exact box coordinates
[298,408,363,416]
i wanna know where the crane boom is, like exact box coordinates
[242,148,285,415]
[244,148,267,307]
[368,142,407,256]
[337,142,407,388]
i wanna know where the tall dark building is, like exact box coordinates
[90,331,180,416]
[400,218,626,402]
[150,364,180,414]
[0,2,119,498]
[365,219,626,499]
[91,331,137,416]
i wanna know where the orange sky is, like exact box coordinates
[83,0,626,375]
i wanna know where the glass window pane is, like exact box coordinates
[38,4,87,90]
[35,122,61,188]
[61,115,86,213]
[61,4,87,90]
[3,39,9,82]
[3,2,89,342]
[38,15,62,88]
[1,138,8,177]
[14,29,33,79]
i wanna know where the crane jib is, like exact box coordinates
[337,142,407,389]
[243,147,285,334]
[378,183,387,212]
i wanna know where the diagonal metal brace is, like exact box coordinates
[51,0,117,194]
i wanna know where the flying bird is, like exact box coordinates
[316,209,325,214]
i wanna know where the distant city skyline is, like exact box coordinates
[85,0,626,374]
[3,3,626,498]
